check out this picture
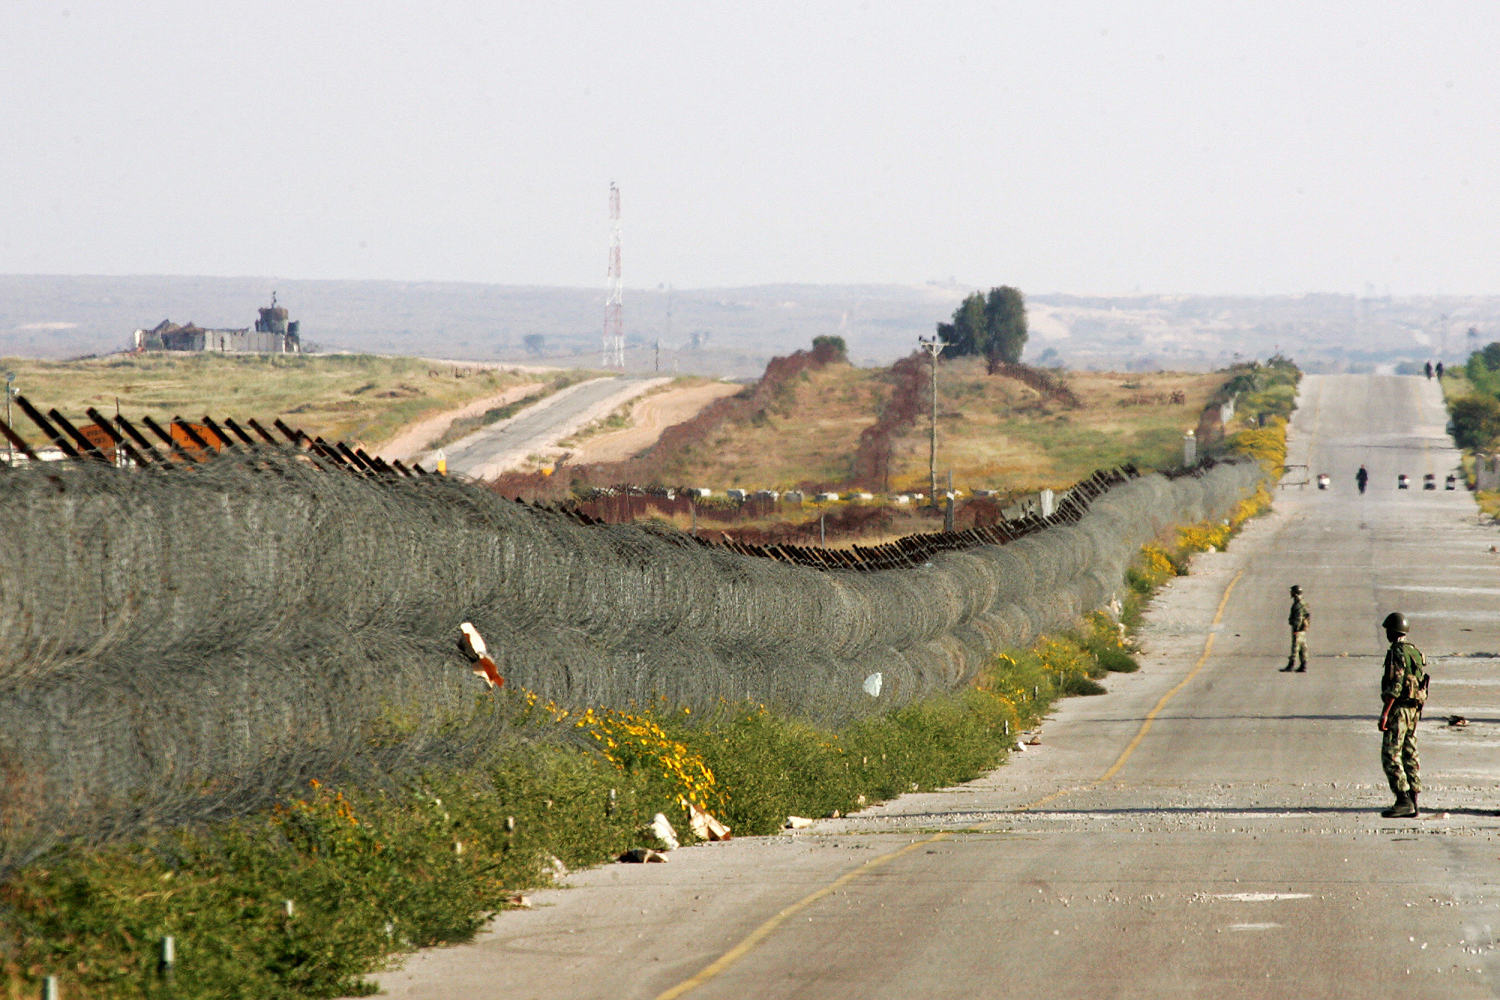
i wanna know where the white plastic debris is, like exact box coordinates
[648,813,680,851]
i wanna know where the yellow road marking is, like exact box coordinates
[654,833,950,1000]
[1095,568,1242,784]
[656,567,1244,998]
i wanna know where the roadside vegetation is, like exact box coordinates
[1439,342,1500,516]
[1214,353,1300,427]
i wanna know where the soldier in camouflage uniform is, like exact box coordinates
[1378,611,1427,818]
[1281,585,1310,672]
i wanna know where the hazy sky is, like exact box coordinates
[5,2,1499,296]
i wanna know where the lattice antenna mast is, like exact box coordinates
[603,182,624,368]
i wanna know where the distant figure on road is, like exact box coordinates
[1437,361,1445,378]
[1378,612,1428,818]
[1425,360,1434,379]
[1355,465,1369,494]
[1281,585,1310,673]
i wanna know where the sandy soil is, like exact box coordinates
[561,380,742,464]
[373,383,543,463]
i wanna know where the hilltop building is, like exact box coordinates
[133,295,301,354]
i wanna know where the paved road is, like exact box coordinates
[433,376,668,480]
[374,374,1500,999]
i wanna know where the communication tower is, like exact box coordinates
[603,182,624,368]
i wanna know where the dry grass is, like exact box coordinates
[625,359,1224,494]
[3,353,1227,498]
[904,364,1226,491]
[646,364,892,490]
[0,353,567,450]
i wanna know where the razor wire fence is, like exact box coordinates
[0,446,1263,873]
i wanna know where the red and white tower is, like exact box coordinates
[603,182,624,368]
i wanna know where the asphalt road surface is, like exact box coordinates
[373,373,1500,1000]
[434,376,667,479]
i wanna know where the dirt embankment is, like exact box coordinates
[847,353,927,491]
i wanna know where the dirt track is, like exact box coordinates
[564,381,743,465]
[373,379,741,469]
[373,383,544,464]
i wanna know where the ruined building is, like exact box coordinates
[133,294,302,354]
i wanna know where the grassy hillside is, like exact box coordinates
[890,360,1222,491]
[609,356,1223,494]
[2,351,1227,498]
[0,353,572,451]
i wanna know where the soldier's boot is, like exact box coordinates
[1382,793,1416,818]
[1410,791,1420,817]
[1280,661,1295,672]
[1295,661,1307,672]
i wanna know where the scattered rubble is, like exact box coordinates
[619,848,669,863]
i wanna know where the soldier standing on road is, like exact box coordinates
[1355,465,1369,494]
[1378,612,1428,818]
[1281,585,1310,672]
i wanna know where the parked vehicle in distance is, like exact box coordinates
[1446,474,1458,490]
[1317,472,1330,489]
[1398,473,1410,489]
[1423,473,1436,490]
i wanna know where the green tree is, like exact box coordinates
[810,335,848,363]
[1449,394,1500,450]
[935,286,1028,367]
[936,292,986,357]
[984,286,1028,368]
[1464,343,1500,397]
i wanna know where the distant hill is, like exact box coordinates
[2,274,1496,374]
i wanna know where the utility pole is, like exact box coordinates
[917,335,944,504]
[602,182,624,368]
[4,372,14,466]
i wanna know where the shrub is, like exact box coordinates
[1226,417,1288,472]
[1450,394,1500,451]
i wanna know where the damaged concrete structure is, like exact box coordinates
[133,295,301,354]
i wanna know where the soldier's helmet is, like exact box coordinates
[1382,611,1408,635]
[1290,585,1302,595]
